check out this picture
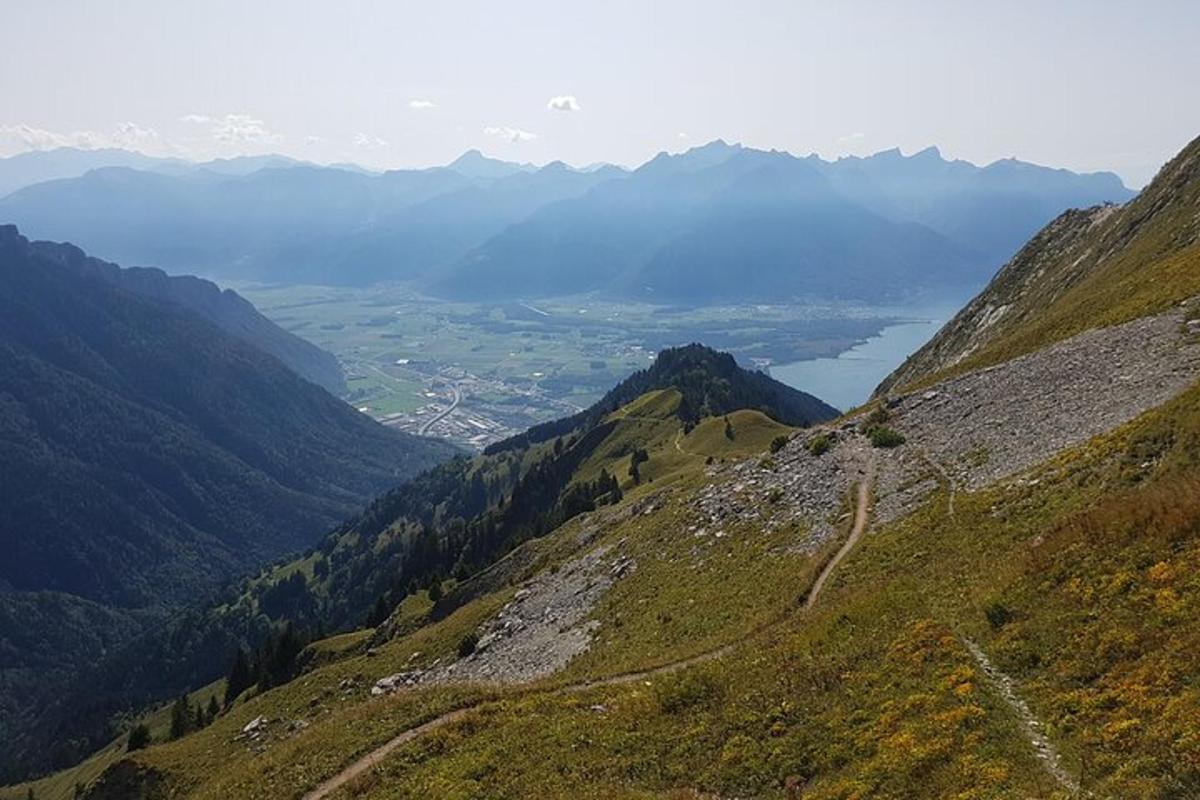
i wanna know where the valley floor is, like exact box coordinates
[233,282,915,449]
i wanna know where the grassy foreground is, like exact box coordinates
[12,377,1200,798]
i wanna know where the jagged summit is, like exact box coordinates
[487,342,838,455]
[446,149,533,179]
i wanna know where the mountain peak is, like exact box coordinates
[690,138,742,155]
[447,149,532,179]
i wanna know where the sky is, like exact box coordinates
[1,0,1198,187]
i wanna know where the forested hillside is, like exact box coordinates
[1,344,833,782]
[0,226,455,780]
[67,255,346,393]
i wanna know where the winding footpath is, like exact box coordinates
[961,637,1083,795]
[299,645,737,800]
[922,451,957,518]
[301,459,878,799]
[805,456,875,609]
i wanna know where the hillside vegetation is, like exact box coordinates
[0,343,829,793]
[29,320,1200,799]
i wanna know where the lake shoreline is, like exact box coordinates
[769,309,954,411]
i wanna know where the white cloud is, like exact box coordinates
[113,121,160,148]
[677,132,689,140]
[354,132,388,149]
[0,123,103,154]
[304,135,323,145]
[547,95,581,112]
[409,99,437,110]
[838,131,866,143]
[0,122,175,157]
[181,113,280,144]
[212,114,279,144]
[483,125,538,143]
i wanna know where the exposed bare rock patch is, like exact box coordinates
[884,307,1200,489]
[374,546,633,693]
[691,305,1200,544]
[693,430,872,552]
[861,305,1200,521]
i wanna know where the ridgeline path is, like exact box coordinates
[806,456,875,609]
[302,458,877,800]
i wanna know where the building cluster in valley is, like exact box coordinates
[361,363,584,451]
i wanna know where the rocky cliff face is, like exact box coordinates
[877,134,1200,395]
[875,204,1118,393]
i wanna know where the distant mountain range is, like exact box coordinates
[0,226,455,772]
[0,142,1132,303]
[0,147,306,197]
[0,153,622,285]
[437,141,1133,303]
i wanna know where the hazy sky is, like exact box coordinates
[2,0,1197,186]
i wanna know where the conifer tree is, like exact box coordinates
[366,594,390,627]
[169,694,192,740]
[127,723,151,750]
[225,648,252,707]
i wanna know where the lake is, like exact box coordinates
[770,310,953,412]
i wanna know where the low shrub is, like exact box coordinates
[127,723,151,751]
[985,602,1015,630]
[458,631,480,658]
[655,669,723,714]
[869,426,905,448]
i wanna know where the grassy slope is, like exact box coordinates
[1,680,225,800]
[8,391,799,799]
[333,382,1200,799]
[27,377,1200,798]
[681,409,793,458]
